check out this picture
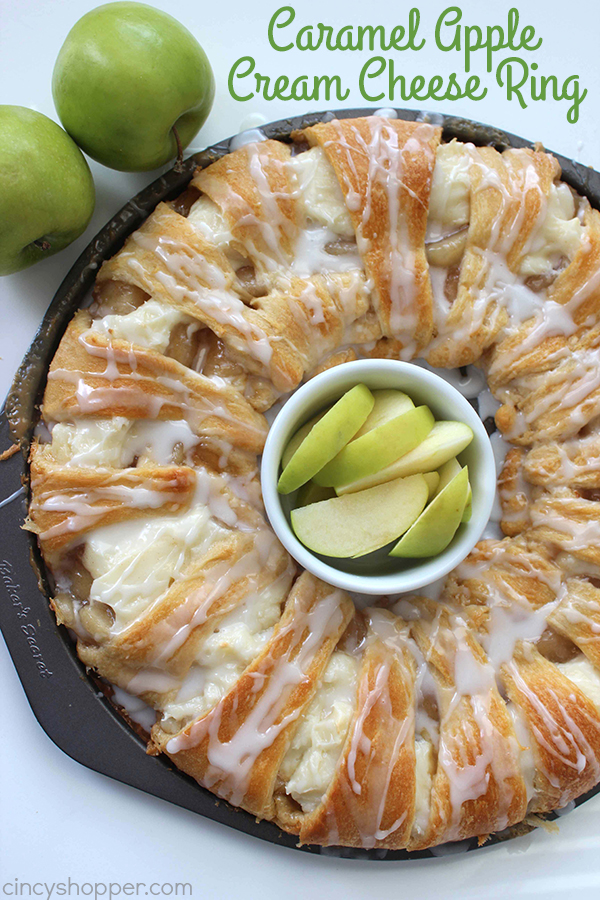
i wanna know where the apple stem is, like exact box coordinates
[172,126,184,173]
[34,239,51,252]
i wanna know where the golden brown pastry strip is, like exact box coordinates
[43,311,268,454]
[26,449,195,556]
[153,573,353,819]
[548,579,600,670]
[529,488,600,567]
[498,447,533,536]
[444,536,561,612]
[522,429,600,489]
[302,116,440,353]
[286,609,417,850]
[428,146,560,368]
[494,326,600,445]
[410,605,527,847]
[193,139,300,272]
[501,644,600,812]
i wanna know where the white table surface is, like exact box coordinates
[2,0,600,894]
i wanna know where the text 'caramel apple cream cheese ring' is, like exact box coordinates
[25,113,600,851]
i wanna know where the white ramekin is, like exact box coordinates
[261,359,496,596]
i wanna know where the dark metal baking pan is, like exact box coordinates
[1,108,599,860]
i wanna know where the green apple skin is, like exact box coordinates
[462,481,473,522]
[352,389,414,439]
[0,106,95,276]
[52,3,215,171]
[314,405,434,487]
[434,457,462,496]
[436,457,472,521]
[336,421,473,495]
[281,409,328,470]
[278,384,374,494]
[291,474,428,558]
[461,497,473,523]
[390,466,469,558]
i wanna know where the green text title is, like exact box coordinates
[228,7,587,123]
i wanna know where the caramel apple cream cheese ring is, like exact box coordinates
[25,115,600,851]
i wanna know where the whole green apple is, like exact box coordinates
[52,2,215,172]
[0,106,95,276]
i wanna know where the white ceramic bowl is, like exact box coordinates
[261,359,496,595]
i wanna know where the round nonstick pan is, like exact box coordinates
[1,108,599,859]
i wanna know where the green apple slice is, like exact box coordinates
[435,457,472,521]
[462,480,473,522]
[296,481,336,507]
[390,467,469,558]
[291,474,429,558]
[281,409,328,469]
[434,457,461,496]
[423,471,440,500]
[313,405,434,487]
[352,389,414,439]
[461,495,473,523]
[336,421,474,495]
[278,384,374,494]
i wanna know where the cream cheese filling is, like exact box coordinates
[279,650,359,812]
[91,298,191,354]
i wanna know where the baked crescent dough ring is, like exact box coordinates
[26,114,600,851]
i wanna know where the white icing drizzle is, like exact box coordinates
[84,503,224,631]
[330,609,416,848]
[111,685,157,732]
[166,588,346,808]
[229,128,268,151]
[291,226,361,276]
[328,117,437,349]
[48,417,201,468]
[478,388,501,421]
[505,657,600,802]
[33,475,191,543]
[415,359,487,398]
[49,329,265,444]
[125,419,201,465]
[129,231,274,368]
[246,142,297,267]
